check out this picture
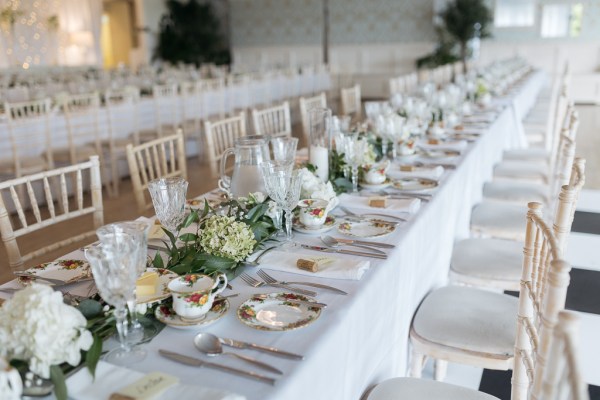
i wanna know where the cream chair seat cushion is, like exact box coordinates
[368,377,499,400]
[470,201,527,241]
[482,181,549,205]
[412,286,518,357]
[502,147,549,163]
[493,160,549,184]
[450,238,523,290]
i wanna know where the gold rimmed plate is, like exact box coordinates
[237,292,322,332]
[17,259,91,286]
[392,177,439,191]
[337,219,396,238]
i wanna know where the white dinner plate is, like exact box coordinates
[337,220,396,238]
[237,292,322,331]
[392,177,439,191]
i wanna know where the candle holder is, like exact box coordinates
[308,107,332,182]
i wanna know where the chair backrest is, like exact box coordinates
[251,101,291,137]
[180,81,202,123]
[299,92,327,141]
[3,98,53,177]
[0,156,104,271]
[126,131,187,213]
[152,83,180,137]
[62,92,102,163]
[197,78,225,119]
[549,110,578,211]
[540,311,589,400]
[203,111,247,177]
[340,84,361,119]
[511,173,585,399]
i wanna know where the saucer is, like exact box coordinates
[293,215,336,235]
[155,299,229,330]
[359,178,392,190]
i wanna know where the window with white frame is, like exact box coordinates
[540,2,583,38]
[495,0,536,27]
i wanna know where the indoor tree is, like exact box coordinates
[440,0,492,72]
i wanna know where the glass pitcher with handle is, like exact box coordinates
[218,136,271,198]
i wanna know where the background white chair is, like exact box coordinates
[203,112,247,178]
[340,84,362,120]
[299,92,327,143]
[251,101,291,137]
[126,131,187,214]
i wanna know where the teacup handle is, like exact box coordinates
[210,273,228,299]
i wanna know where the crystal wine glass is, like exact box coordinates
[339,133,368,193]
[85,239,145,365]
[270,136,298,162]
[264,167,302,240]
[260,160,293,238]
[147,177,188,236]
[96,222,154,343]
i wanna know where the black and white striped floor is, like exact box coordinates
[421,189,600,399]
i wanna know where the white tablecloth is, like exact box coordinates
[0,71,541,400]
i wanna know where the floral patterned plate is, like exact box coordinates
[359,178,393,190]
[17,259,91,286]
[420,149,461,159]
[392,177,439,191]
[137,268,178,304]
[337,220,396,238]
[292,215,337,235]
[155,299,229,330]
[237,292,322,332]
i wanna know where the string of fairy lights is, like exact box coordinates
[0,0,61,68]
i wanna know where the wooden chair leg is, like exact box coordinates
[409,349,426,378]
[434,359,448,381]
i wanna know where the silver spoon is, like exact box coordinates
[193,332,283,375]
[320,235,386,255]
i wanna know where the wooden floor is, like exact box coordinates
[1,103,597,284]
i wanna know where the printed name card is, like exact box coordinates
[109,372,179,400]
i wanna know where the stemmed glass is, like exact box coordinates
[147,177,188,237]
[262,166,302,241]
[85,238,145,365]
[260,160,294,238]
[338,133,368,193]
[270,136,298,162]
[96,222,154,343]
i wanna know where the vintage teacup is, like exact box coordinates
[397,139,416,156]
[168,273,228,321]
[297,199,329,228]
[363,160,390,184]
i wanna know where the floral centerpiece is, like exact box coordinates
[152,193,277,278]
[0,284,105,400]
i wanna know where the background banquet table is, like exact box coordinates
[0,70,543,400]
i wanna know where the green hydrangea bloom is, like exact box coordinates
[200,215,256,262]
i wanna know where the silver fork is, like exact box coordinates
[257,269,348,295]
[239,273,317,297]
[340,206,404,223]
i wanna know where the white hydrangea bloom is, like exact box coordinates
[0,284,93,379]
[299,168,337,205]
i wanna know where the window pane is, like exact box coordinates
[540,3,583,38]
[495,0,535,27]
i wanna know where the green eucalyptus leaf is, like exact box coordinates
[163,228,177,247]
[181,210,198,228]
[50,365,67,400]
[77,299,103,319]
[85,335,102,377]
[246,203,267,223]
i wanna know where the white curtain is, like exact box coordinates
[540,4,570,38]
[0,0,102,68]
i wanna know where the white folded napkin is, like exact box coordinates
[417,139,468,152]
[338,193,420,214]
[257,250,370,280]
[68,361,246,400]
[388,165,444,180]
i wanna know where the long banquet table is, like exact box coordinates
[0,70,544,400]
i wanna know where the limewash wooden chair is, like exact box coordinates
[340,84,362,120]
[251,101,291,137]
[450,158,585,291]
[366,311,588,400]
[408,184,577,383]
[203,112,247,178]
[0,156,104,272]
[299,92,327,142]
[126,131,187,213]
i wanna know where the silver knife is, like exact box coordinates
[219,338,305,360]
[301,244,387,260]
[12,273,93,286]
[158,349,276,385]
[333,237,395,249]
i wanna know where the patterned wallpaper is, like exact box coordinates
[230,0,437,47]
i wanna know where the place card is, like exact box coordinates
[110,372,179,400]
